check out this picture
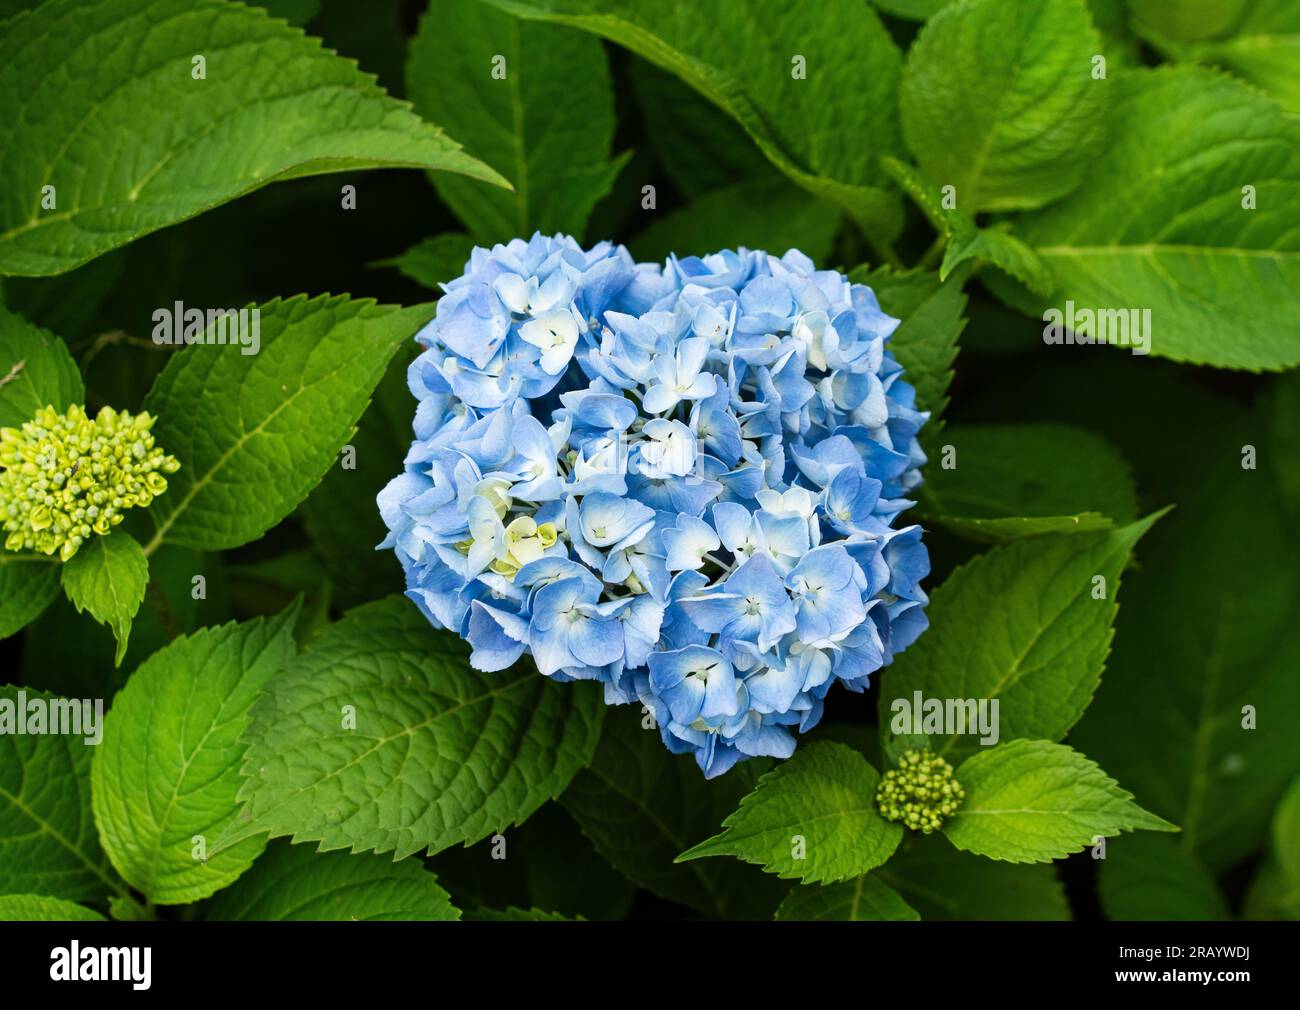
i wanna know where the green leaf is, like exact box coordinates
[630,59,773,199]
[0,894,106,921]
[108,894,154,921]
[0,555,61,639]
[881,157,1056,296]
[944,740,1177,863]
[262,0,319,27]
[229,595,603,860]
[853,266,967,447]
[942,220,1056,297]
[0,0,508,276]
[375,233,476,291]
[678,742,903,884]
[464,906,577,921]
[560,709,788,919]
[900,0,1108,212]
[0,306,82,427]
[407,0,624,242]
[1071,404,1300,870]
[1128,0,1256,44]
[1178,4,1300,113]
[1099,833,1229,920]
[0,686,121,902]
[203,840,460,921]
[878,834,1069,920]
[141,295,432,552]
[775,876,919,921]
[90,606,299,904]
[1016,66,1300,370]
[483,0,905,244]
[60,531,148,666]
[1243,856,1300,920]
[630,178,841,266]
[1136,2,1300,115]
[918,423,1138,543]
[880,516,1160,763]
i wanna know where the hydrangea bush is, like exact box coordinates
[378,234,931,775]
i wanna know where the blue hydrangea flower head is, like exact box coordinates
[380,233,930,777]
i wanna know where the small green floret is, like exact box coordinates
[0,403,179,561]
[876,749,965,833]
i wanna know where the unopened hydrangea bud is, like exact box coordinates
[0,403,180,561]
[876,749,965,833]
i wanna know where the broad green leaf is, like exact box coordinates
[0,555,61,639]
[560,709,788,919]
[0,686,121,902]
[678,742,903,884]
[91,607,299,904]
[230,595,604,860]
[944,740,1177,863]
[878,834,1069,920]
[141,295,432,552]
[1016,66,1300,370]
[204,840,459,921]
[0,0,508,276]
[375,233,476,291]
[880,516,1159,763]
[0,894,106,921]
[630,178,841,266]
[1099,833,1229,920]
[1072,407,1300,870]
[0,306,82,426]
[630,59,773,198]
[900,0,1108,212]
[483,0,905,243]
[408,0,625,242]
[60,532,148,666]
[918,423,1138,543]
[853,266,967,448]
[775,876,919,921]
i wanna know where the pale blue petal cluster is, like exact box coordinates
[379,233,930,777]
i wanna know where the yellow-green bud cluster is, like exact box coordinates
[876,749,965,833]
[0,404,179,561]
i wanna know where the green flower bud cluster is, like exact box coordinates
[876,749,965,834]
[0,404,179,561]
